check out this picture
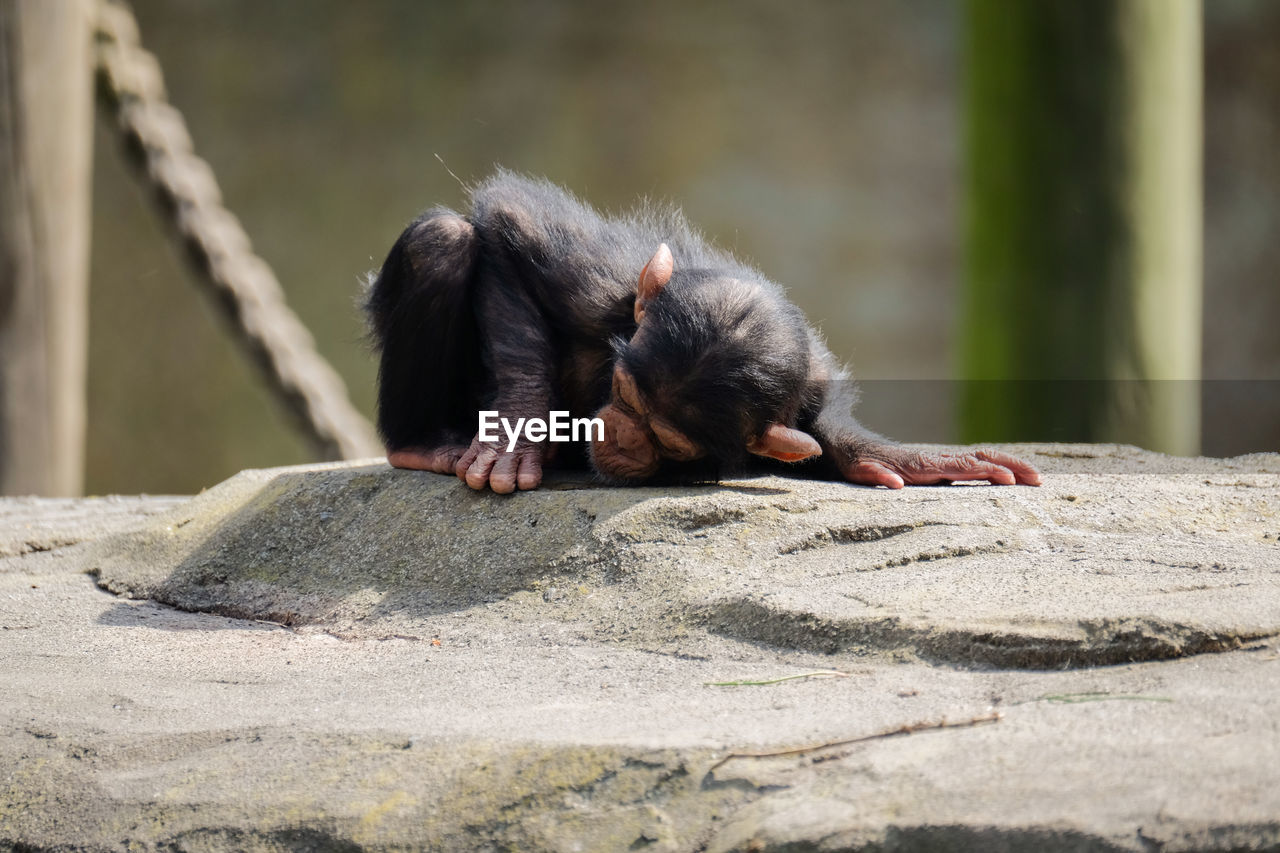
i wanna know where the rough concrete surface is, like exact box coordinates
[1,444,1278,852]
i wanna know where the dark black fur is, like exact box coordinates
[365,170,866,481]
[364,207,484,450]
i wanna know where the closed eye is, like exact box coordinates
[613,368,646,415]
[650,419,701,461]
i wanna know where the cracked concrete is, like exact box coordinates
[2,444,1279,851]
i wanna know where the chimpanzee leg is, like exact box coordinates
[365,208,483,472]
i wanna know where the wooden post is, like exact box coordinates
[960,0,1202,455]
[0,0,93,496]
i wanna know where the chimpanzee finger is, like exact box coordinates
[455,447,479,481]
[516,453,543,491]
[843,459,906,489]
[488,453,520,495]
[902,453,1015,486]
[975,449,1042,486]
[462,448,499,491]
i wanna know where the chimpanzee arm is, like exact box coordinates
[804,338,1040,488]
[449,236,562,494]
[451,175,621,494]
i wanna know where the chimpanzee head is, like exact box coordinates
[589,244,823,482]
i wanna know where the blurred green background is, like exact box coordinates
[88,0,1280,495]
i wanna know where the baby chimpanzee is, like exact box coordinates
[365,170,1040,493]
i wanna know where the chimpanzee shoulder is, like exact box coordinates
[467,168,769,294]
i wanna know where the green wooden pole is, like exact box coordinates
[960,0,1202,454]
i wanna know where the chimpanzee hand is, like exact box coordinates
[454,433,550,494]
[836,443,1041,489]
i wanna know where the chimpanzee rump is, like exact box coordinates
[365,170,1040,493]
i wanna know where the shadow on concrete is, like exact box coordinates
[97,463,710,628]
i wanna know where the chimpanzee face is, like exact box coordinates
[588,365,704,482]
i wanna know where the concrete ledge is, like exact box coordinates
[86,444,1280,668]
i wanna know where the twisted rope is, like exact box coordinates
[92,0,381,461]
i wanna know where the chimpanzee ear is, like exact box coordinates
[747,424,822,462]
[634,243,674,323]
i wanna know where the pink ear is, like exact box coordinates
[747,424,822,463]
[634,243,674,322]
